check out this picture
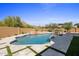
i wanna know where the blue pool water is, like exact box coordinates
[11,33,52,45]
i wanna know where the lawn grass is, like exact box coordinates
[6,46,12,56]
[66,36,79,56]
[5,46,38,56]
[12,46,28,54]
[27,46,38,54]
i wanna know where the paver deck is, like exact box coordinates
[0,33,77,56]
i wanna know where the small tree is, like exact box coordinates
[45,23,58,32]
[63,22,73,32]
[0,21,5,26]
[3,16,14,27]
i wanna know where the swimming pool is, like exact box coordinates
[10,33,52,45]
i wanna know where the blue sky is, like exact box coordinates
[0,3,79,26]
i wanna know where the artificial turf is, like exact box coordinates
[66,36,79,56]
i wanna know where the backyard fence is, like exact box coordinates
[0,27,35,38]
[0,27,79,38]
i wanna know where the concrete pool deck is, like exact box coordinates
[0,32,54,56]
[1,32,78,56]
